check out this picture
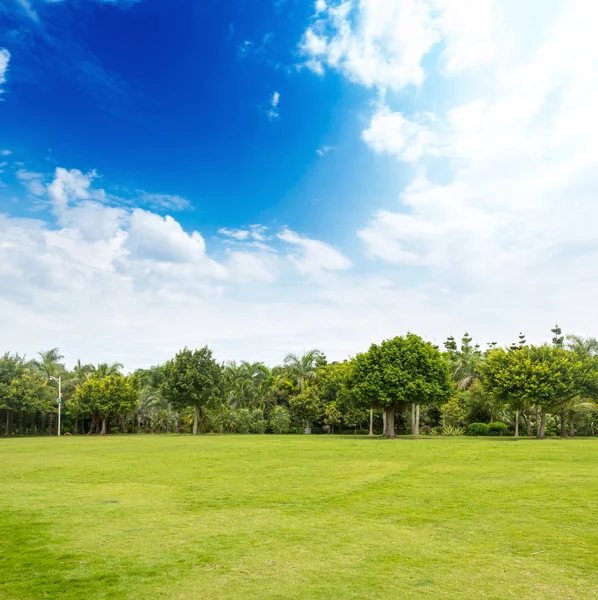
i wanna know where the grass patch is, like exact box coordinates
[1,436,597,599]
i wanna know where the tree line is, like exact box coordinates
[1,326,597,439]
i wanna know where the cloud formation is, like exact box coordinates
[0,48,10,95]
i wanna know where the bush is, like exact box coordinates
[468,422,489,436]
[420,425,431,435]
[434,426,444,435]
[442,425,465,436]
[269,406,291,434]
[110,427,120,435]
[234,408,254,434]
[487,422,508,436]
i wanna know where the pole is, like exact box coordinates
[57,377,61,437]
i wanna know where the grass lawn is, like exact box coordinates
[1,436,597,599]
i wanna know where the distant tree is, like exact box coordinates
[481,345,583,438]
[444,333,483,390]
[288,385,322,434]
[269,406,291,434]
[284,349,325,393]
[75,375,137,435]
[161,347,222,435]
[352,334,453,438]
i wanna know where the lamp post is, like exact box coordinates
[49,376,62,436]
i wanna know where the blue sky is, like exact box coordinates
[1,0,596,368]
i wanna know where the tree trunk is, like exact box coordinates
[411,403,416,435]
[137,415,142,434]
[368,409,374,436]
[569,410,575,437]
[415,404,420,436]
[5,410,9,436]
[382,409,387,434]
[538,408,547,439]
[383,405,396,439]
[100,417,107,435]
[525,410,532,437]
[560,410,567,438]
[304,421,312,435]
[73,416,78,435]
[87,413,96,435]
[48,413,53,436]
[514,410,519,438]
[192,406,199,435]
[535,406,540,437]
[120,415,126,434]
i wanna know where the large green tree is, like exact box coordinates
[352,334,453,438]
[161,347,222,435]
[74,375,138,435]
[481,345,584,438]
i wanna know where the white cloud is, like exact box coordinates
[299,0,439,90]
[361,107,438,162]
[219,225,268,242]
[315,0,327,14]
[316,144,336,156]
[126,209,208,264]
[267,91,280,119]
[298,0,503,90]
[135,190,190,211]
[17,169,46,196]
[226,250,279,283]
[355,0,598,342]
[0,49,11,95]
[47,167,96,213]
[277,227,351,278]
[219,227,251,240]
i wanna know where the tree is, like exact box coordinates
[74,375,137,435]
[161,347,222,435]
[288,386,322,434]
[283,350,325,393]
[444,333,483,390]
[481,345,582,438]
[352,334,453,438]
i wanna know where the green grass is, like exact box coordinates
[1,436,597,599]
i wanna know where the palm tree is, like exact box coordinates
[283,349,324,393]
[567,335,598,359]
[34,348,65,379]
[33,348,66,435]
[91,362,124,378]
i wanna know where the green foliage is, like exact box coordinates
[441,396,466,428]
[324,401,342,432]
[75,375,137,420]
[468,422,489,436]
[481,345,583,412]
[161,347,222,413]
[352,334,453,409]
[288,386,322,429]
[442,425,465,436]
[268,406,291,434]
[487,422,508,436]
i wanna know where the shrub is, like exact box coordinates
[468,422,489,436]
[487,422,508,436]
[234,408,254,434]
[420,425,431,435]
[110,427,120,435]
[434,426,444,435]
[269,406,291,434]
[442,425,465,436]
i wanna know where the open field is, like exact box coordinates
[1,436,597,599]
